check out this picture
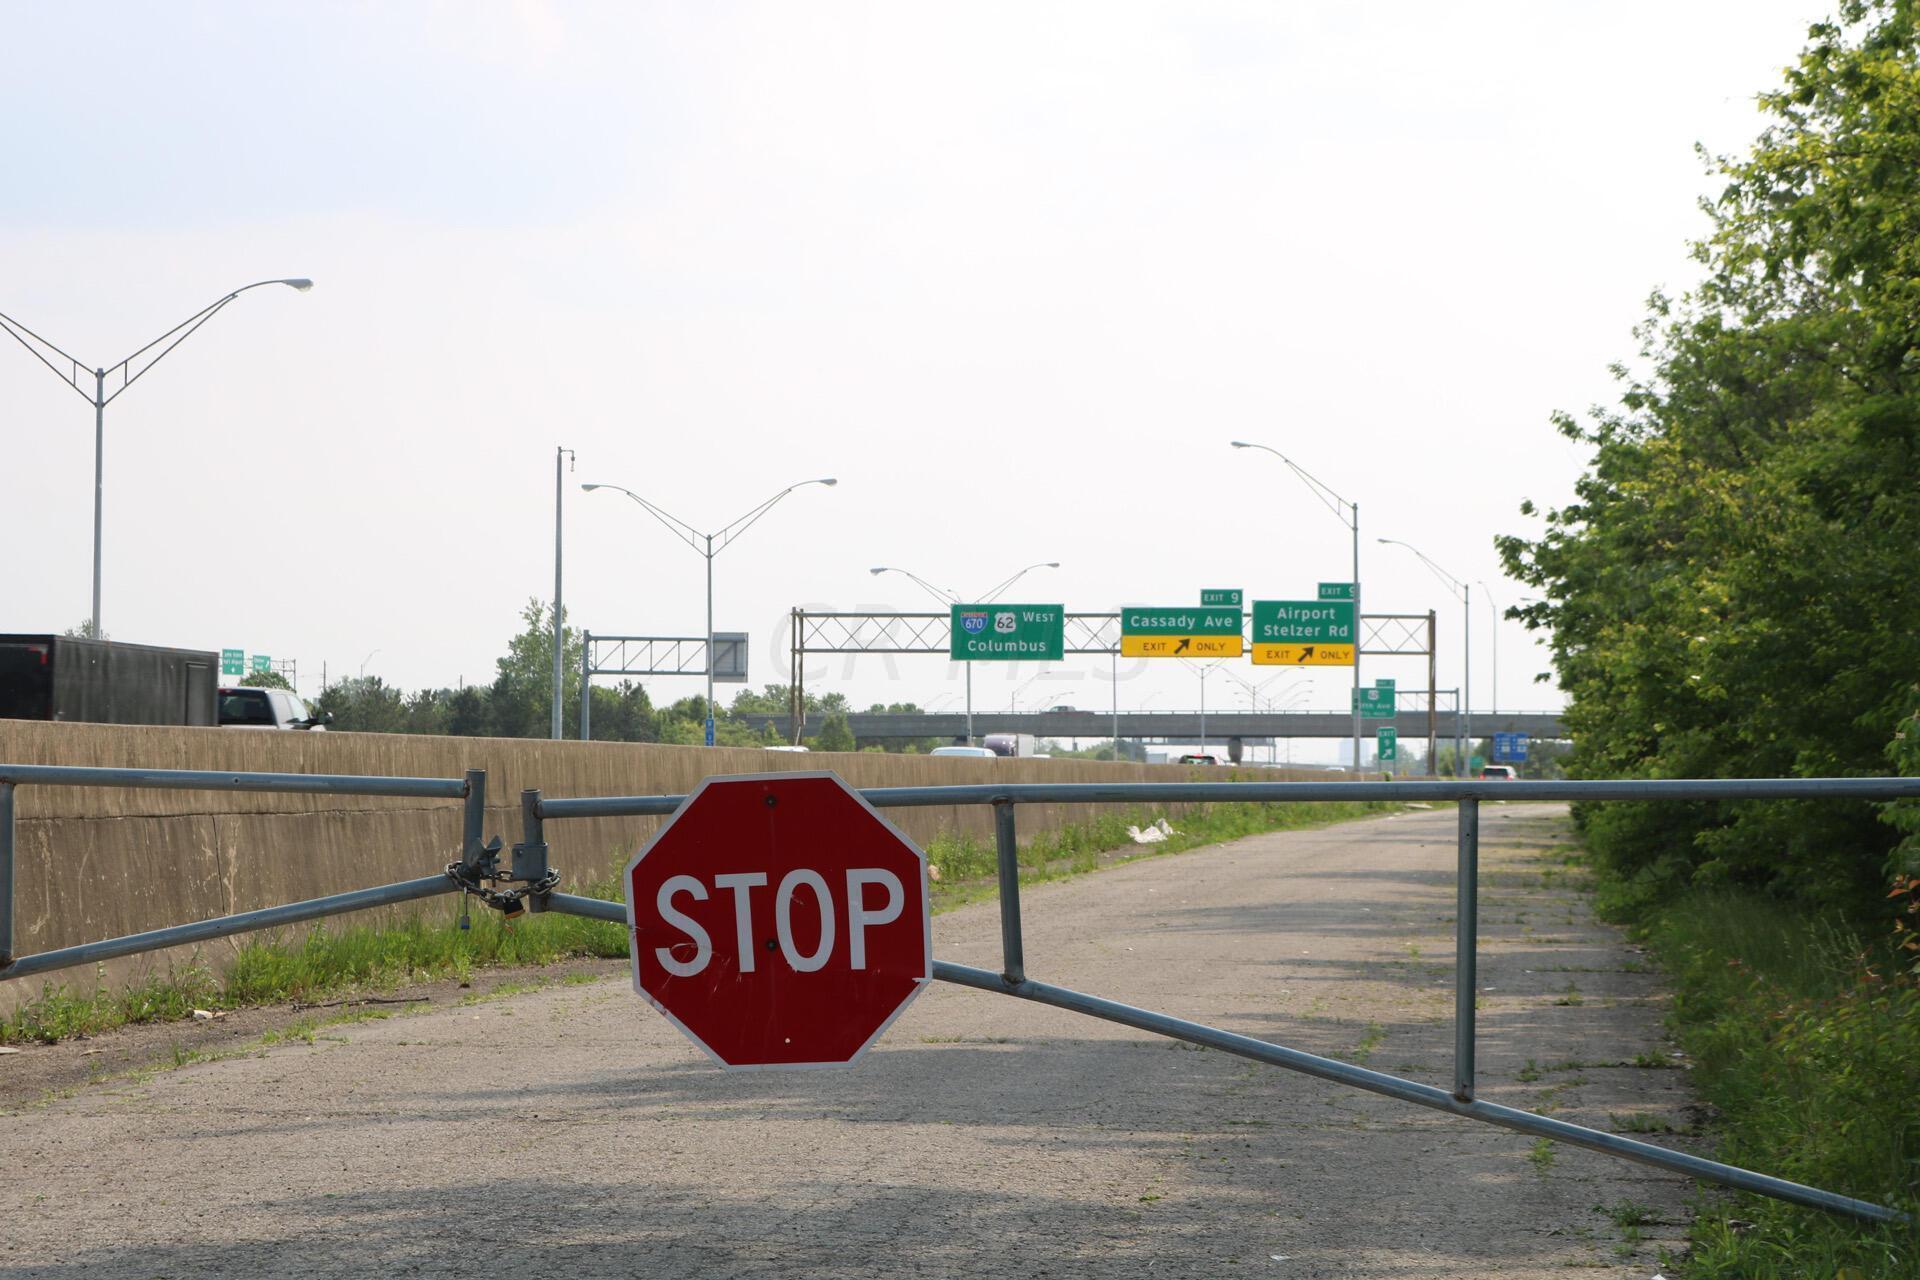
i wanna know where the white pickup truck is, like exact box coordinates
[217,685,330,730]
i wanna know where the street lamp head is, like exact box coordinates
[816,478,838,487]
[1230,441,1251,449]
[278,278,315,292]
[1045,561,1060,568]
[580,483,604,492]
[869,566,890,575]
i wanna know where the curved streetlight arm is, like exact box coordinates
[1220,667,1304,699]
[1009,667,1055,708]
[979,560,1060,603]
[105,279,313,406]
[0,277,311,406]
[1378,538,1467,601]
[712,478,836,553]
[868,565,958,607]
[0,309,93,399]
[1231,440,1355,529]
[581,483,707,554]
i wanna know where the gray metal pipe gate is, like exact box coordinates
[2,764,1914,1226]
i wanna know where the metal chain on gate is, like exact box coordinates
[443,858,560,920]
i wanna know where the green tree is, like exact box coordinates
[239,670,292,691]
[314,676,409,734]
[855,702,938,753]
[588,680,659,742]
[402,688,449,735]
[444,686,491,737]
[485,599,583,738]
[1500,0,1920,908]
[814,711,855,753]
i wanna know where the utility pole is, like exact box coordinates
[551,447,575,739]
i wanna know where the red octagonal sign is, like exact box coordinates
[624,772,932,1069]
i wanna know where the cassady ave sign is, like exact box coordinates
[624,772,932,1069]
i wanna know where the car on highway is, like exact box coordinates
[1477,764,1517,780]
[1175,753,1222,766]
[218,686,329,730]
[929,745,996,758]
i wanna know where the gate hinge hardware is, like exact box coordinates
[445,835,559,919]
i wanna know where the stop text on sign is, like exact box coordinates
[651,867,907,976]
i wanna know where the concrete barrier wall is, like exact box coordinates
[0,721,1346,1014]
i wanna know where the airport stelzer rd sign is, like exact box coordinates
[1251,599,1356,666]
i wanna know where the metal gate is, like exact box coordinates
[1,764,1911,1226]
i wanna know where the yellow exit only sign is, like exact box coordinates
[1121,635,1246,659]
[1252,642,1354,666]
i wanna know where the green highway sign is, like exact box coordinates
[1200,588,1242,608]
[950,604,1065,661]
[1253,599,1355,643]
[249,654,271,674]
[1120,606,1244,658]
[1318,582,1354,601]
[1123,606,1241,636]
[221,649,245,676]
[1353,685,1396,718]
[1470,754,1487,775]
[1377,726,1398,762]
[1253,596,1356,665]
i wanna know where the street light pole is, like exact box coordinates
[583,477,837,746]
[551,447,575,739]
[870,561,1059,745]
[1232,441,1363,772]
[1478,580,1498,718]
[1380,539,1471,774]
[1200,665,1208,754]
[0,278,313,638]
[706,534,716,746]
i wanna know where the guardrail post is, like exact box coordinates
[517,789,552,912]
[0,782,15,969]
[1453,795,1480,1100]
[993,800,1025,985]
[461,768,488,872]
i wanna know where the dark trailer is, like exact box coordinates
[0,635,218,726]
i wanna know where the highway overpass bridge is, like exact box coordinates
[737,709,1567,744]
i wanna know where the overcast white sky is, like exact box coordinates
[0,1,1826,750]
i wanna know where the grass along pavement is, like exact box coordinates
[1595,878,1920,1277]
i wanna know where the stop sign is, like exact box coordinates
[624,772,932,1068]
